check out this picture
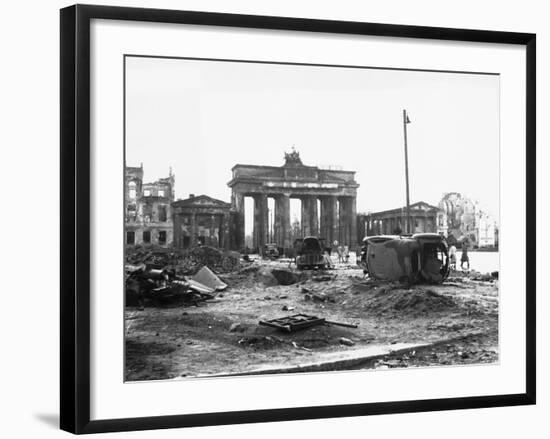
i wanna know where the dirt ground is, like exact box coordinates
[125,259,498,381]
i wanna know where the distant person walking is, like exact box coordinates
[337,245,344,263]
[461,241,470,270]
[449,244,457,270]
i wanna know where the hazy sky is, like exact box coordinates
[125,56,499,224]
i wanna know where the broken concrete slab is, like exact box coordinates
[257,268,280,287]
[192,266,228,291]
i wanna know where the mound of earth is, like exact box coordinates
[365,288,457,315]
[176,246,240,274]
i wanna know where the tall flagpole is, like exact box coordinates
[403,109,412,234]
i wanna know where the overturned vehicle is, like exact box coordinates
[360,233,450,284]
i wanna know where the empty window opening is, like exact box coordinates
[143,231,151,244]
[158,205,167,222]
[126,231,135,245]
[158,231,167,245]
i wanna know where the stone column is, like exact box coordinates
[274,196,282,247]
[338,197,348,245]
[190,213,196,246]
[300,197,311,237]
[262,196,269,247]
[320,197,329,243]
[320,196,337,245]
[253,195,260,250]
[231,191,245,250]
[253,194,268,250]
[210,215,216,246]
[310,196,319,237]
[220,213,230,249]
[330,196,339,246]
[274,194,291,249]
[350,197,357,246]
[281,194,291,249]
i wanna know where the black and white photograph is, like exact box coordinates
[124,55,500,381]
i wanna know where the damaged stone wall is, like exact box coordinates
[172,195,231,249]
[125,164,174,247]
[439,192,497,247]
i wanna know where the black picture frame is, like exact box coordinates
[60,4,536,434]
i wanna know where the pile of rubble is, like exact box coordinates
[175,246,241,274]
[126,245,240,275]
[125,263,228,308]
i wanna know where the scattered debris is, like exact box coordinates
[229,323,245,333]
[237,336,284,349]
[291,341,312,352]
[312,275,334,282]
[259,314,358,333]
[338,337,355,346]
[149,284,214,307]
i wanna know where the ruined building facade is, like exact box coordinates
[228,150,359,250]
[359,201,447,240]
[438,192,497,247]
[172,195,231,249]
[125,165,175,247]
[357,193,498,248]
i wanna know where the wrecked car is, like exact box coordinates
[262,243,280,259]
[361,233,450,284]
[294,236,331,270]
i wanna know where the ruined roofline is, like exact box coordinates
[230,163,356,174]
[366,201,440,217]
[231,163,315,171]
[143,179,172,187]
[172,194,231,207]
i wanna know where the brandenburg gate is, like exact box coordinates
[228,150,359,250]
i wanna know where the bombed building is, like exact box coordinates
[439,192,498,247]
[358,194,498,248]
[358,201,447,240]
[125,164,175,247]
[172,195,232,249]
